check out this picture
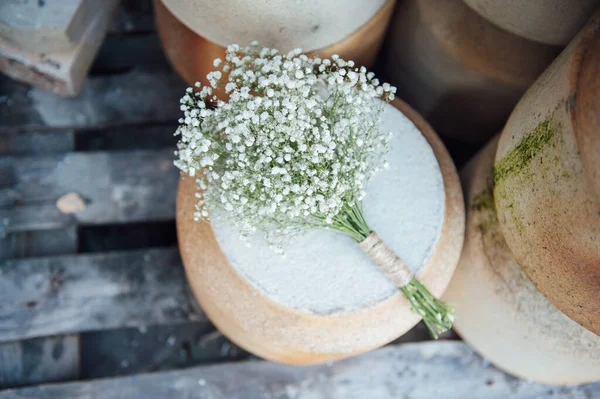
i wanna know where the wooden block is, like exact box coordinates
[1,342,599,398]
[0,335,79,389]
[494,11,600,335]
[0,0,102,52]
[176,100,464,364]
[464,0,599,46]
[444,137,600,384]
[0,248,204,342]
[0,0,119,96]
[380,0,561,142]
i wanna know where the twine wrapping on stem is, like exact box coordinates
[359,232,413,287]
[358,231,454,339]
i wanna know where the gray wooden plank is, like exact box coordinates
[0,248,204,342]
[0,68,186,131]
[1,149,179,233]
[1,342,597,399]
[0,334,79,389]
[0,224,81,389]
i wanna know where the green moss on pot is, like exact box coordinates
[494,115,558,184]
[471,179,496,234]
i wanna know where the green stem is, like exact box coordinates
[329,200,454,339]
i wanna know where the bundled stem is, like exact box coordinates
[331,201,454,339]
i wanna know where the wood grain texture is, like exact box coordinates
[1,149,179,233]
[1,342,598,398]
[0,248,204,342]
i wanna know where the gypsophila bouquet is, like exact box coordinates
[174,42,454,338]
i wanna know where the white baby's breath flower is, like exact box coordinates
[174,43,396,245]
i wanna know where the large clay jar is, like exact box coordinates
[444,137,600,385]
[494,11,600,335]
[155,0,395,88]
[464,0,599,46]
[380,0,561,142]
[176,99,464,364]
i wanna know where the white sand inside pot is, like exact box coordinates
[210,103,445,314]
[161,0,386,53]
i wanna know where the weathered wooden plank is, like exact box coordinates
[2,342,598,398]
[0,335,79,389]
[2,149,179,233]
[0,248,203,342]
[0,225,81,389]
[0,0,119,96]
[0,68,186,131]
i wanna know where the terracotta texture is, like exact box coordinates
[176,99,464,364]
[155,0,395,92]
[464,0,599,46]
[494,11,600,335]
[161,0,385,53]
[444,137,600,385]
[380,0,561,142]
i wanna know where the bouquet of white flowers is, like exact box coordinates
[174,43,454,338]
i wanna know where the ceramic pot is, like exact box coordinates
[494,11,600,335]
[444,136,600,385]
[155,0,395,90]
[464,0,599,46]
[176,99,464,364]
[380,0,561,142]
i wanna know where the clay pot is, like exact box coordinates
[176,99,464,364]
[380,0,561,142]
[444,137,600,385]
[464,0,599,46]
[494,11,600,335]
[154,0,395,90]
